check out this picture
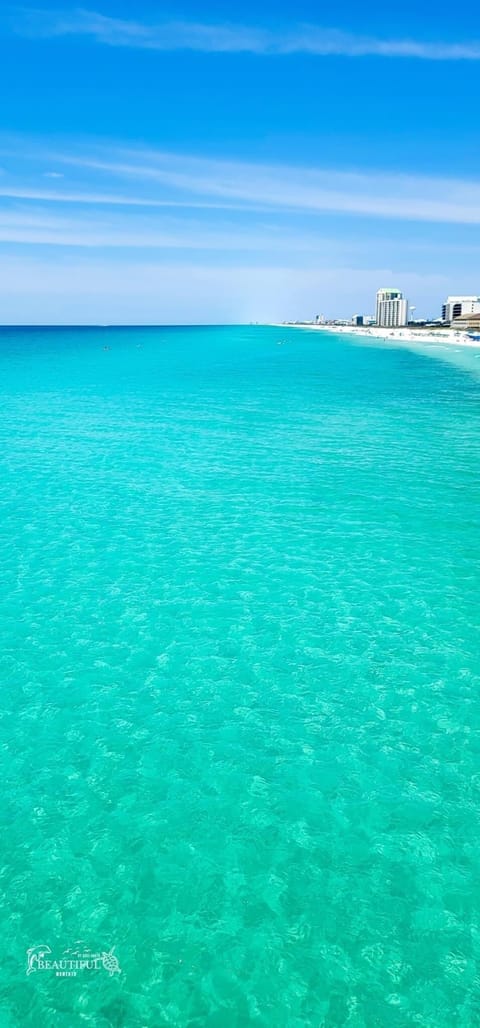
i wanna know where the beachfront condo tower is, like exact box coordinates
[375,288,409,327]
[441,295,480,325]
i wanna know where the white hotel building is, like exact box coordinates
[375,288,409,328]
[442,295,480,324]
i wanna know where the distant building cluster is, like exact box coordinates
[317,288,410,329]
[317,287,480,334]
[351,314,375,327]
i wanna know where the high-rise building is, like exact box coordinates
[375,288,409,327]
[442,295,480,324]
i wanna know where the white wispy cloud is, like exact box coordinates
[51,146,480,226]
[7,8,480,61]
[0,205,347,251]
[2,137,480,226]
[0,183,261,211]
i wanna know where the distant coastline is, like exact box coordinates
[277,323,480,349]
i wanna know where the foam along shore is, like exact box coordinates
[284,323,480,348]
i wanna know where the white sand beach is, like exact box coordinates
[281,323,480,349]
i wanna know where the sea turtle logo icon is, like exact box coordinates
[101,947,121,976]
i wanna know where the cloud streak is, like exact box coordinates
[2,137,480,226]
[52,146,480,226]
[7,8,480,61]
[0,183,260,212]
[0,205,349,252]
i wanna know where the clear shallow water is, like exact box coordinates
[1,324,480,1026]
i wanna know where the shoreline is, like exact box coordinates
[276,322,480,349]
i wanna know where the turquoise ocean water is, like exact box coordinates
[1,324,480,1026]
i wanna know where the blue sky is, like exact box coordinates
[0,0,479,322]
